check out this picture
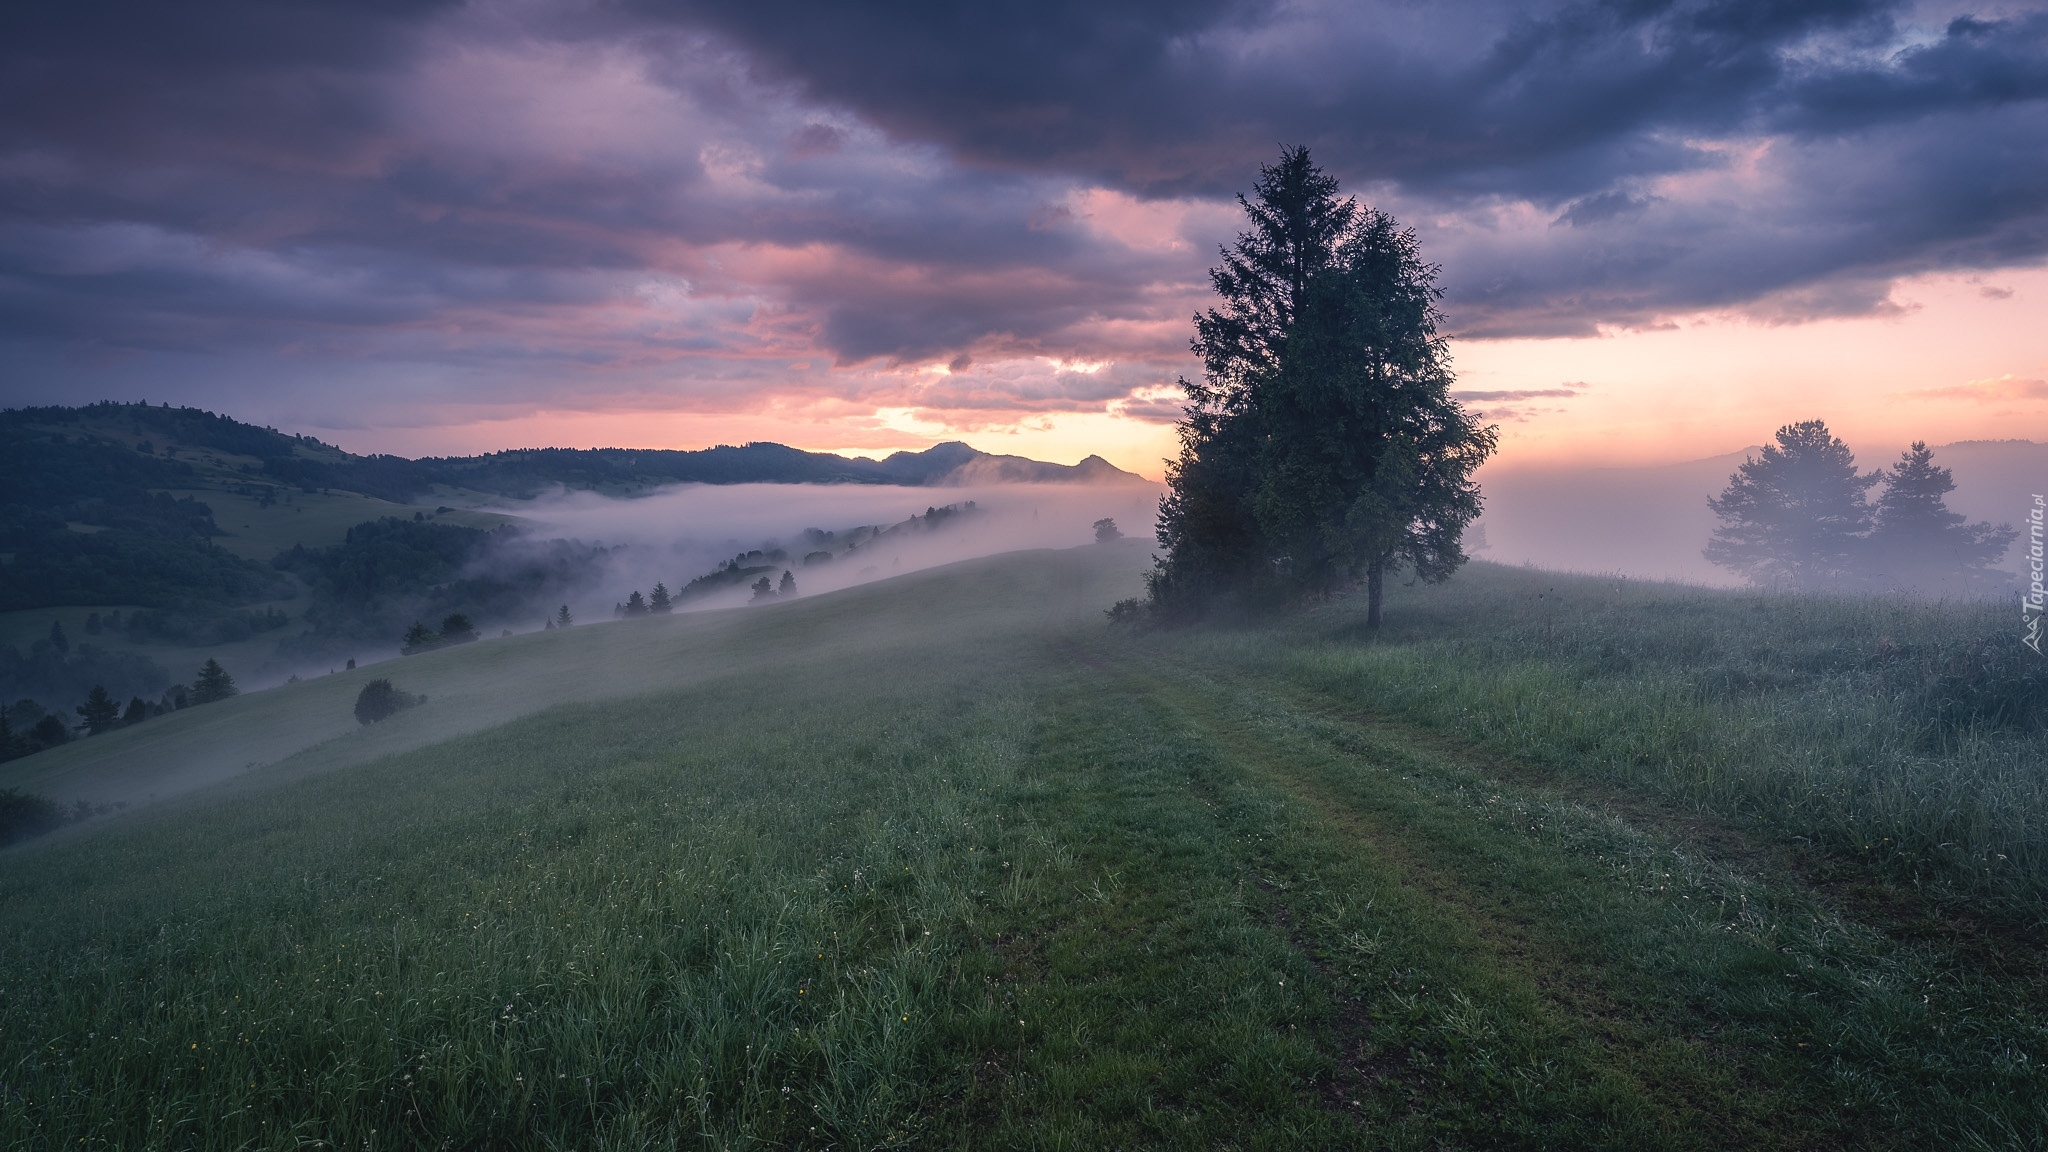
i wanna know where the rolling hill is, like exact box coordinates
[3,542,2045,1147]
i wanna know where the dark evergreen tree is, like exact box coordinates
[1868,442,2017,594]
[191,658,237,704]
[402,621,436,651]
[556,604,573,627]
[122,696,150,725]
[1249,209,1491,625]
[1706,421,1877,590]
[438,613,478,642]
[623,591,647,617]
[648,583,672,613]
[750,576,776,603]
[1151,148,1356,615]
[75,685,120,734]
[48,620,68,655]
[1149,148,1492,625]
[778,570,796,596]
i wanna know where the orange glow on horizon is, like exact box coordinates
[311,265,2045,479]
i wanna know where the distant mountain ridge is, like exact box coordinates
[0,402,1147,504]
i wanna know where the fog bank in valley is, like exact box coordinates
[513,480,1162,622]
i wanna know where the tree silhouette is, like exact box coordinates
[354,678,422,725]
[47,620,68,655]
[750,576,776,602]
[623,591,647,617]
[649,583,672,613]
[30,715,69,749]
[778,570,797,596]
[122,697,149,726]
[1150,147,1492,626]
[556,604,573,627]
[75,685,120,734]
[191,659,237,704]
[1094,518,1123,542]
[1706,420,1877,590]
[1868,442,2016,594]
[402,621,436,651]
[438,613,478,642]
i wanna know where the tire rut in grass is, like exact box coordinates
[1087,645,1855,1150]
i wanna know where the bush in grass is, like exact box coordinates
[0,788,67,848]
[353,678,424,725]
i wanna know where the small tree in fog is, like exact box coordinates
[778,570,796,596]
[1868,442,2017,594]
[649,583,672,613]
[623,591,648,617]
[122,697,150,726]
[751,575,776,602]
[192,659,237,704]
[30,715,69,749]
[1706,420,1876,590]
[75,686,120,735]
[403,622,435,651]
[354,679,423,725]
[556,604,573,627]
[439,614,478,642]
[47,620,68,655]
[1094,518,1123,543]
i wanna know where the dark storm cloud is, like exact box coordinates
[0,0,2044,421]
[669,0,2048,318]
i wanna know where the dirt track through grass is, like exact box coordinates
[1046,636,2048,1147]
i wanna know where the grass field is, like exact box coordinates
[3,543,2045,1149]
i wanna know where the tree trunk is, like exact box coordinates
[1366,556,1385,630]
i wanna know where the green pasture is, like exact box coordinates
[3,543,2044,1149]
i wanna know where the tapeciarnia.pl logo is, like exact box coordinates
[2025,494,2044,655]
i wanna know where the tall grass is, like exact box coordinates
[1180,563,2048,914]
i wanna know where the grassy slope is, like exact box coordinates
[3,546,2044,1150]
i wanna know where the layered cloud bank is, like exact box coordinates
[3,0,2044,463]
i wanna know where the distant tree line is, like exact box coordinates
[0,656,235,765]
[1706,421,2015,594]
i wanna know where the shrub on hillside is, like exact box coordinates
[354,679,425,725]
[0,788,67,848]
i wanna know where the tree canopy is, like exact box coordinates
[1706,429,2015,594]
[1868,442,2017,595]
[191,658,237,704]
[1149,147,1493,626]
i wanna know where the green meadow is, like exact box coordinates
[3,541,2045,1149]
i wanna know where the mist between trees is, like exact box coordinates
[1706,422,2018,596]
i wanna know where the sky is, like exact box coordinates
[3,0,2045,477]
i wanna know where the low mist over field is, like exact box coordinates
[510,479,1161,621]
